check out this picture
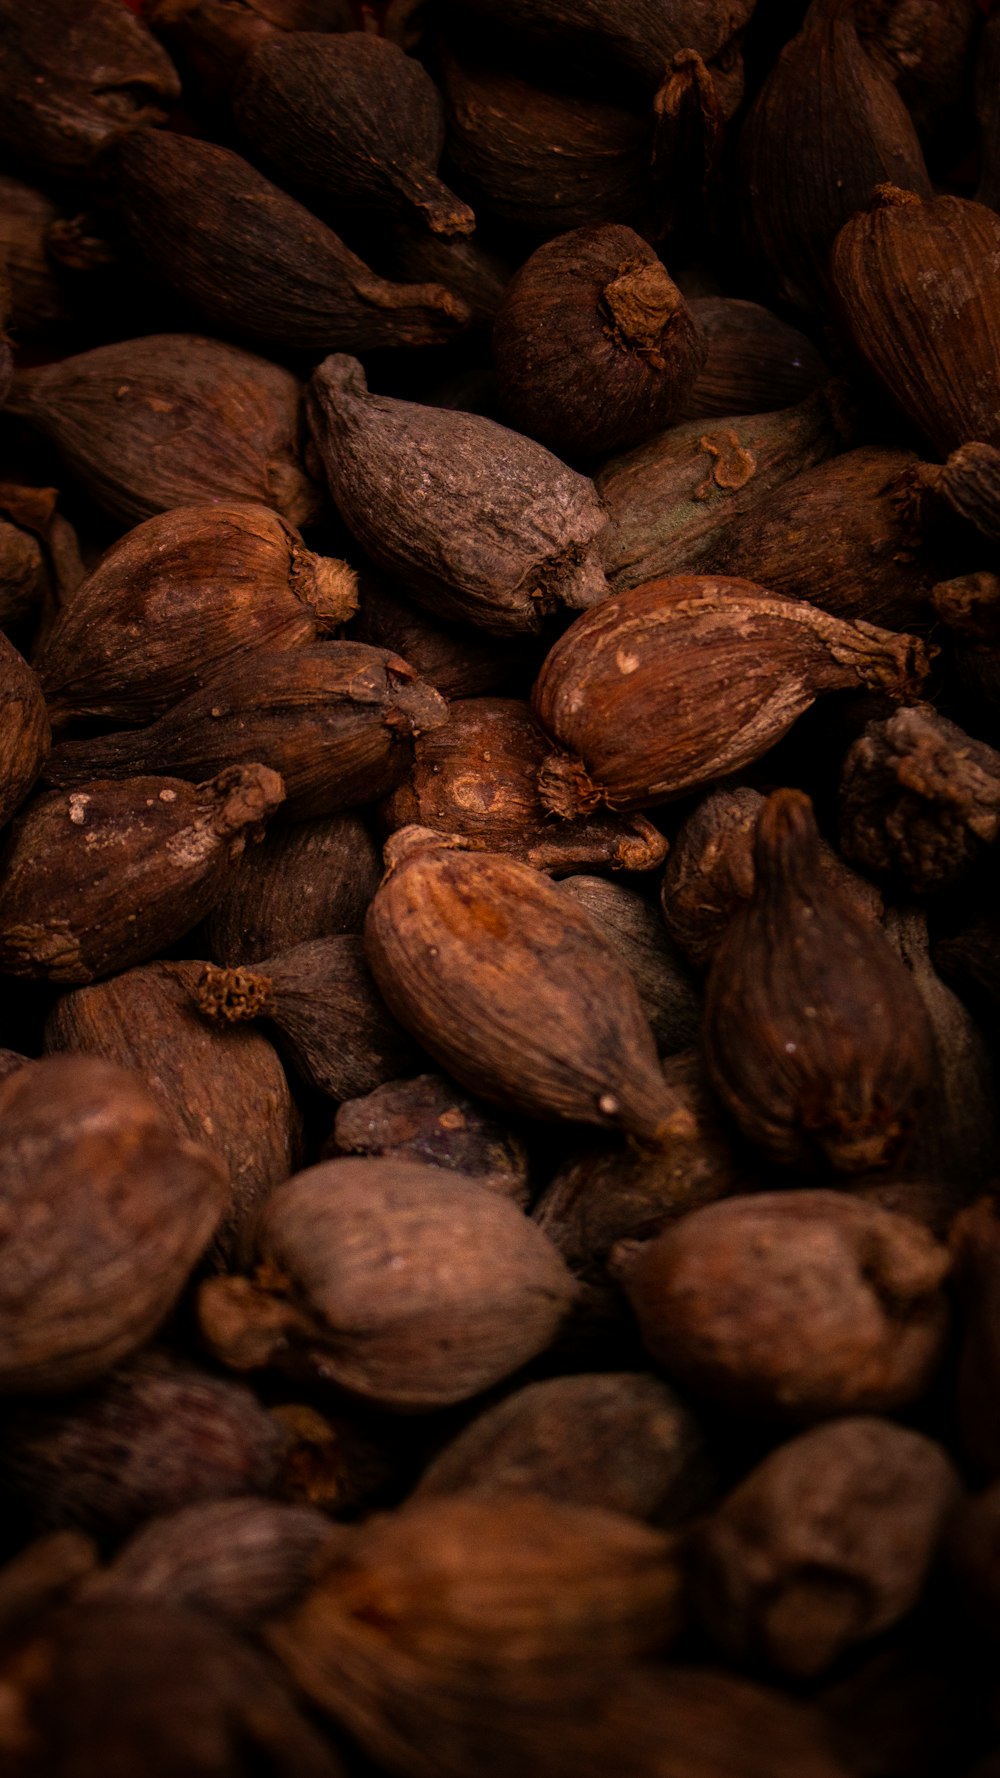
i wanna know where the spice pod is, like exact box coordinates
[0,175,91,335]
[201,812,380,966]
[143,0,356,105]
[682,296,828,419]
[559,876,700,1053]
[0,633,50,830]
[353,578,536,701]
[330,1073,530,1205]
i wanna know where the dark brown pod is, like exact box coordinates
[37,502,358,731]
[201,812,380,966]
[493,225,705,459]
[559,877,700,1053]
[0,1059,227,1395]
[0,633,49,829]
[387,227,512,329]
[382,698,667,876]
[531,579,928,818]
[0,176,75,334]
[144,0,355,105]
[43,962,300,1270]
[195,937,419,1102]
[0,1532,98,1644]
[414,1371,714,1528]
[234,32,474,237]
[46,644,448,821]
[704,789,934,1172]
[935,572,1000,646]
[331,1073,530,1205]
[977,6,1000,213]
[0,481,85,637]
[0,765,285,983]
[916,439,1000,546]
[308,354,609,635]
[364,829,696,1146]
[8,334,322,530]
[740,0,931,313]
[353,577,535,700]
[693,1417,961,1678]
[0,0,179,179]
[948,1478,1000,1636]
[953,1199,1000,1475]
[831,186,1000,456]
[200,1158,576,1409]
[610,1190,951,1420]
[682,297,828,420]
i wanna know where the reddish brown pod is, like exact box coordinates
[703,789,934,1172]
[201,813,380,966]
[0,634,49,830]
[493,226,704,460]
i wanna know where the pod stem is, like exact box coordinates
[196,963,275,1022]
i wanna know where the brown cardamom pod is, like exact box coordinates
[381,698,667,876]
[233,32,474,237]
[831,185,1000,456]
[144,0,355,105]
[201,812,380,967]
[308,354,608,635]
[0,633,49,830]
[43,961,301,1270]
[0,1060,227,1395]
[915,439,1000,546]
[8,334,323,530]
[703,788,934,1171]
[200,1158,576,1408]
[682,296,828,419]
[0,481,85,638]
[0,764,285,983]
[952,1199,1000,1475]
[531,579,928,817]
[492,225,705,459]
[37,502,358,731]
[0,175,76,334]
[353,576,536,700]
[977,6,1000,213]
[364,828,695,1146]
[45,644,448,820]
[559,876,700,1053]
[330,1072,530,1205]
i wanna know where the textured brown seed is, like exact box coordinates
[0,765,284,984]
[200,1158,576,1409]
[364,828,695,1146]
[692,1417,962,1678]
[682,296,828,419]
[97,129,469,355]
[37,502,357,731]
[330,1073,530,1205]
[308,354,609,636]
[8,334,322,529]
[703,789,934,1171]
[354,577,537,699]
[0,1059,227,1395]
[201,812,380,966]
[234,32,474,237]
[0,633,49,830]
[611,1190,951,1420]
[43,961,300,1270]
[559,876,700,1053]
[46,644,447,821]
[531,578,927,818]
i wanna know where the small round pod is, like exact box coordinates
[692,1417,962,1679]
[201,813,380,966]
[493,225,704,459]
[0,1058,227,1395]
[200,1159,576,1410]
[0,632,49,829]
[363,828,695,1147]
[610,1190,951,1421]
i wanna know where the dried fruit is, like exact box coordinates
[201,812,380,966]
[0,634,49,830]
[683,296,828,419]
[559,876,700,1052]
[915,439,1000,546]
[330,1073,530,1205]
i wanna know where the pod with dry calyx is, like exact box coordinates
[363,828,696,1147]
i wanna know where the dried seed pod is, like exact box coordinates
[559,876,700,1052]
[0,765,284,984]
[612,1190,950,1420]
[234,33,474,238]
[839,705,1000,892]
[935,570,1000,643]
[831,186,1000,456]
[44,962,300,1270]
[46,645,447,820]
[693,1417,962,1678]
[202,812,380,966]
[531,579,927,818]
[682,297,828,420]
[353,577,535,700]
[144,0,355,105]
[0,1532,97,1643]
[196,937,419,1102]
[0,1048,30,1081]
[200,1159,576,1409]
[0,481,85,637]
[596,391,845,592]
[8,334,322,530]
[493,225,704,459]
[331,1073,530,1204]
[978,6,1000,213]
[364,829,695,1146]
[0,176,75,334]
[37,503,358,732]
[0,0,180,179]
[308,354,609,636]
[0,1059,227,1395]
[916,439,1000,546]
[382,698,666,876]
[98,130,469,355]
[948,1477,1000,1634]
[414,1371,714,1527]
[0,633,49,830]
[952,1199,1000,1475]
[703,789,934,1171]
[740,0,931,313]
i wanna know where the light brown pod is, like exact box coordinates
[531,578,927,818]
[201,812,380,966]
[0,765,285,984]
[37,503,358,731]
[364,829,695,1146]
[308,353,609,635]
[0,1059,227,1395]
[0,632,49,829]
[611,1190,950,1420]
[381,699,666,876]
[559,876,700,1053]
[683,297,828,419]
[831,185,1000,455]
[199,1158,576,1409]
[331,1073,530,1205]
[8,334,322,529]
